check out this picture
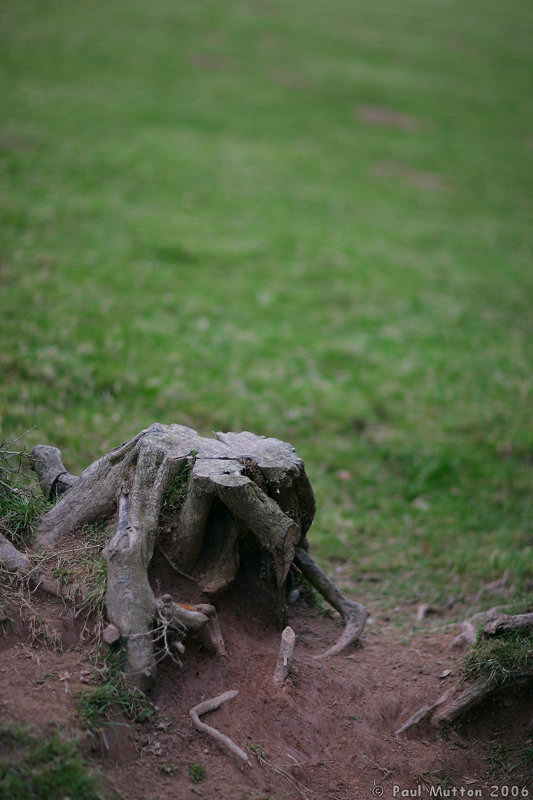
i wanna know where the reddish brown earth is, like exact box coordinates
[1,557,532,800]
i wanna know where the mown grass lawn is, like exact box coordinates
[1,0,532,609]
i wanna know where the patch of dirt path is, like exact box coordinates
[1,574,531,799]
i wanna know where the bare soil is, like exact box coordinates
[1,556,532,800]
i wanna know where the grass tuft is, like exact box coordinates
[463,630,533,685]
[161,455,195,518]
[187,763,207,783]
[488,739,533,784]
[40,521,110,626]
[0,439,50,549]
[0,721,109,800]
[77,643,154,731]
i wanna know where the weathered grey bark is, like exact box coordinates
[273,626,296,686]
[394,684,456,735]
[26,423,368,689]
[294,547,369,658]
[430,677,501,726]
[0,531,31,573]
[433,671,533,727]
[483,612,533,637]
[0,531,64,597]
[396,610,533,734]
[103,433,189,689]
[171,472,214,571]
[33,431,148,548]
[28,445,78,500]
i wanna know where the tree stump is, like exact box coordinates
[24,424,368,691]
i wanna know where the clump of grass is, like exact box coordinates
[463,630,533,684]
[47,521,109,623]
[77,642,154,731]
[187,763,206,783]
[161,455,195,517]
[0,567,64,651]
[159,761,179,775]
[0,721,108,800]
[488,739,533,783]
[0,442,65,648]
[77,552,107,622]
[78,682,154,731]
[248,742,267,760]
[0,437,50,549]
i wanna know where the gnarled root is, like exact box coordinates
[155,595,226,657]
[0,531,32,573]
[430,677,502,727]
[294,547,368,658]
[28,445,78,500]
[483,612,533,637]
[189,690,250,764]
[0,532,65,598]
[395,610,533,734]
[396,671,533,735]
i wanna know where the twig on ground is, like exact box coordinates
[249,742,312,800]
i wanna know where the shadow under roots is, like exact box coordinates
[150,529,288,640]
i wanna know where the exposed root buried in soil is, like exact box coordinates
[189,690,249,764]
[273,625,296,685]
[395,611,533,733]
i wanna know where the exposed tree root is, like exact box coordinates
[430,677,503,726]
[394,692,450,735]
[189,690,250,764]
[0,532,65,598]
[0,530,31,573]
[395,611,533,734]
[449,620,476,650]
[483,612,533,637]
[395,672,533,734]
[29,445,78,500]
[294,547,368,658]
[273,626,296,685]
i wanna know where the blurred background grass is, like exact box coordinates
[1,0,532,609]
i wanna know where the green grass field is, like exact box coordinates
[1,0,532,608]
